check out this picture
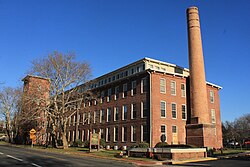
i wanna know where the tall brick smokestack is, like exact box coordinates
[187,7,209,124]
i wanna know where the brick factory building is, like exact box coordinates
[22,57,222,148]
[21,7,223,149]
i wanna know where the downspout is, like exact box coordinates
[147,70,152,148]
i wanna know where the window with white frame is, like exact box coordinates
[107,88,112,102]
[87,112,91,124]
[181,104,186,120]
[107,108,111,122]
[82,113,86,125]
[114,127,118,142]
[181,83,186,97]
[210,90,215,103]
[82,130,85,141]
[141,77,147,93]
[131,80,137,96]
[172,125,177,134]
[106,127,110,142]
[93,111,96,124]
[100,129,104,139]
[160,78,166,93]
[161,125,166,142]
[114,86,119,100]
[211,109,216,123]
[114,107,119,121]
[172,103,177,119]
[100,109,105,123]
[131,126,136,142]
[171,81,176,95]
[123,83,128,98]
[100,91,105,103]
[131,103,137,119]
[141,125,148,142]
[87,129,90,140]
[122,105,127,120]
[160,101,166,118]
[141,101,147,118]
[122,126,127,142]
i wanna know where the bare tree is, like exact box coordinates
[0,87,22,143]
[29,51,92,149]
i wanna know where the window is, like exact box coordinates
[123,83,128,98]
[114,86,119,100]
[172,125,177,133]
[106,128,110,142]
[172,103,177,119]
[114,127,118,142]
[160,78,166,93]
[100,109,105,123]
[161,125,166,142]
[100,91,105,103]
[82,113,86,125]
[141,125,148,142]
[69,116,71,126]
[131,103,137,119]
[131,126,136,142]
[100,129,104,139]
[171,81,176,95]
[210,90,214,103]
[114,107,119,121]
[181,105,186,120]
[93,111,97,123]
[131,80,137,96]
[82,130,85,141]
[107,108,111,122]
[181,84,186,97]
[122,126,127,142]
[87,112,91,124]
[122,105,127,120]
[141,78,148,93]
[141,102,147,118]
[211,109,216,123]
[107,88,112,102]
[160,101,166,118]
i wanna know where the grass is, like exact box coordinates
[213,148,248,157]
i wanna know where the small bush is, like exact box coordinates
[100,138,106,148]
[138,142,149,148]
[72,139,83,147]
[130,144,139,148]
[57,139,63,146]
[154,142,169,148]
[83,140,90,148]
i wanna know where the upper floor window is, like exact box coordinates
[131,103,137,119]
[123,83,128,98]
[160,101,166,118]
[141,102,147,118]
[131,80,137,96]
[100,109,105,123]
[210,90,215,103]
[107,88,112,102]
[172,103,177,119]
[100,91,105,103]
[171,81,176,96]
[122,105,127,120]
[160,78,166,93]
[107,108,111,122]
[141,77,148,93]
[114,107,119,121]
[181,83,186,97]
[114,86,119,100]
[181,104,186,120]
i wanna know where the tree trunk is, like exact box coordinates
[62,132,68,149]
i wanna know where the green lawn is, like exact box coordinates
[213,148,248,157]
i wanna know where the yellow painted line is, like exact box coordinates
[170,157,218,165]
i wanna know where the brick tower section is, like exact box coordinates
[22,75,50,145]
[186,7,218,148]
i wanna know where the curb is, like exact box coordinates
[162,157,218,165]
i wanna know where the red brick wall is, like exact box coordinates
[151,72,187,147]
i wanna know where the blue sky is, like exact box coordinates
[0,0,249,122]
